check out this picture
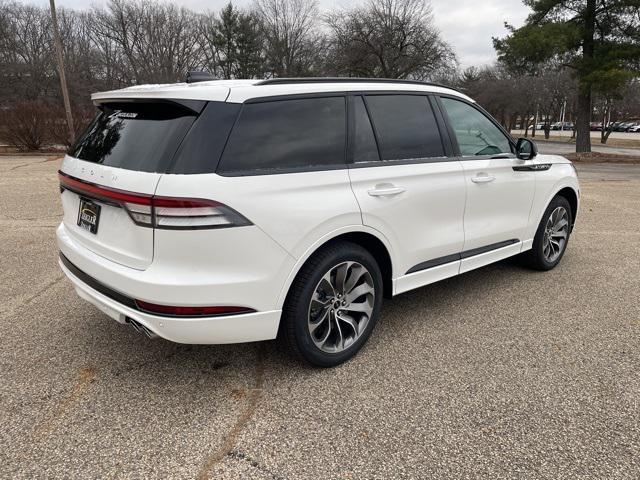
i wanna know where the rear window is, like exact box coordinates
[69,102,198,173]
[365,95,444,160]
[217,96,346,174]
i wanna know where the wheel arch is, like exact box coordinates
[332,232,393,299]
[276,227,395,310]
[555,186,578,230]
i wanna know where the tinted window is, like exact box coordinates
[441,97,511,156]
[70,103,197,173]
[169,102,240,174]
[352,96,380,163]
[218,97,346,174]
[365,95,443,160]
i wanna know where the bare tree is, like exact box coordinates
[594,80,640,144]
[86,9,133,88]
[92,0,201,84]
[254,0,324,77]
[0,3,55,100]
[325,0,456,79]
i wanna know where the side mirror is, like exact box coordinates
[516,137,537,160]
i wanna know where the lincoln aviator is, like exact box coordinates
[57,78,579,366]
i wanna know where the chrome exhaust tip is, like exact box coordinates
[125,318,157,339]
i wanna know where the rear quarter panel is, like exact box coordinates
[154,169,366,309]
[154,169,362,259]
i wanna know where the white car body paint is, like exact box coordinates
[57,80,579,345]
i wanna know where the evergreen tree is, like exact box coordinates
[494,0,640,152]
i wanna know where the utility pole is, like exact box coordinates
[49,0,75,144]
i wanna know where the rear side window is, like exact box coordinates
[169,102,240,174]
[365,95,444,160]
[218,97,346,174]
[70,102,197,173]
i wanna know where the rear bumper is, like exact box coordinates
[59,256,281,344]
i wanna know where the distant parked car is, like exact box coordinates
[590,122,603,131]
[627,123,640,133]
[551,122,574,131]
[618,122,637,132]
[528,122,546,130]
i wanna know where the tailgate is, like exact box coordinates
[58,100,201,270]
[59,160,161,270]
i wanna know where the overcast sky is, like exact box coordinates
[37,0,530,69]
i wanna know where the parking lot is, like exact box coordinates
[1,156,639,479]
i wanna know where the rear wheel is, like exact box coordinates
[281,241,383,367]
[523,195,572,270]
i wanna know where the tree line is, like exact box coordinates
[0,0,455,105]
[459,64,640,143]
[0,0,638,151]
[0,0,459,148]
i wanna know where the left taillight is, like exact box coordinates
[59,171,251,230]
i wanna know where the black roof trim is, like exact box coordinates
[255,77,464,94]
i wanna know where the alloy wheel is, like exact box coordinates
[542,206,569,262]
[307,261,375,353]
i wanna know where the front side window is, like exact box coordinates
[365,95,444,160]
[218,96,346,174]
[440,97,512,156]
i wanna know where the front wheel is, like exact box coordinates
[281,241,383,367]
[523,195,573,270]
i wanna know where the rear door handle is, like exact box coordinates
[367,185,406,196]
[471,175,496,184]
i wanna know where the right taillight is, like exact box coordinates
[59,171,251,230]
[152,196,251,230]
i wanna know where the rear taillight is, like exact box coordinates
[152,197,250,229]
[59,171,251,230]
[135,300,254,317]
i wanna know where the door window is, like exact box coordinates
[365,95,444,160]
[352,96,380,163]
[440,97,512,156]
[218,96,346,174]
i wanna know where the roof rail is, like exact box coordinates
[255,77,463,93]
[185,71,216,83]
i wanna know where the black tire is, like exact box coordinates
[522,195,573,271]
[281,241,383,367]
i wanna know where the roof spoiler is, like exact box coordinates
[186,71,216,83]
[93,97,206,114]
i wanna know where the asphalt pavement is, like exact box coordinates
[1,156,639,479]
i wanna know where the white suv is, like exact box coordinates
[57,78,579,366]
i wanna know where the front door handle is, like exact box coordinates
[367,184,406,196]
[471,175,496,184]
